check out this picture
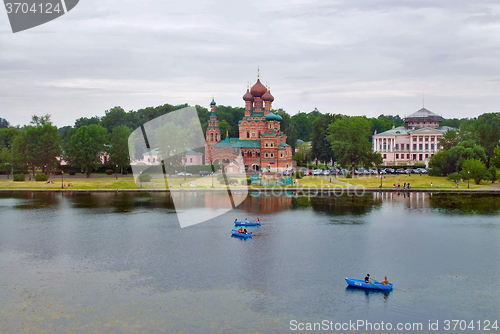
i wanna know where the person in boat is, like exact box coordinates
[238,227,243,233]
[234,219,239,224]
[256,218,260,223]
[380,276,389,285]
[365,274,370,283]
[245,218,248,223]
[243,228,248,234]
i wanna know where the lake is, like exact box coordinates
[0,191,499,333]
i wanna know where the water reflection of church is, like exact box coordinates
[204,74,293,173]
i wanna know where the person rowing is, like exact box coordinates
[256,218,261,223]
[245,218,248,223]
[365,274,370,283]
[238,227,243,233]
[379,276,390,285]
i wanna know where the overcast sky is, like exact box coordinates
[1,0,499,127]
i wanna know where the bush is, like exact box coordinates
[345,173,353,179]
[241,178,251,185]
[105,169,113,175]
[489,166,498,183]
[296,171,304,179]
[413,163,426,168]
[35,173,48,182]
[185,164,214,174]
[13,174,25,182]
[69,170,76,175]
[138,173,152,182]
[217,173,226,181]
[447,172,462,182]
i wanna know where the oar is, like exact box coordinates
[367,279,384,290]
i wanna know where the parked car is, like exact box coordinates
[283,170,291,176]
[378,169,387,174]
[396,168,406,174]
[323,170,330,176]
[313,169,323,175]
[177,172,192,176]
[199,170,211,176]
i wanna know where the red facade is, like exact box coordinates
[204,76,293,172]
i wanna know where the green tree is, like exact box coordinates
[311,114,338,165]
[428,150,452,176]
[488,166,498,183]
[0,127,21,150]
[74,116,101,129]
[218,120,232,140]
[11,132,27,173]
[377,114,403,126]
[100,106,135,133]
[461,158,486,185]
[109,125,132,174]
[471,112,500,160]
[0,118,10,129]
[295,143,312,165]
[291,112,312,141]
[439,129,461,150]
[276,109,299,152]
[0,147,13,179]
[66,124,108,178]
[24,116,61,177]
[448,140,486,172]
[327,116,382,172]
[489,146,500,169]
[429,140,486,176]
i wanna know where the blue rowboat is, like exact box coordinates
[231,229,252,238]
[345,278,393,290]
[234,221,261,226]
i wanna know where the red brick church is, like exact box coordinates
[204,75,293,173]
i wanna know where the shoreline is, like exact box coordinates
[0,188,498,194]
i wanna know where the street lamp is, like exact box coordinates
[115,164,118,180]
[61,170,64,189]
[468,170,470,189]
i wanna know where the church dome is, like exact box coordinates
[265,112,282,122]
[262,89,274,102]
[210,98,216,106]
[250,78,267,97]
[243,88,254,102]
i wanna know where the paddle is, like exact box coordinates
[366,278,384,290]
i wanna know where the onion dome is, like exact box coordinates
[265,112,282,122]
[250,78,267,98]
[262,89,274,102]
[210,98,216,106]
[243,88,254,102]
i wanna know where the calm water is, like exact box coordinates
[0,191,499,333]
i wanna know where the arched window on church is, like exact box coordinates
[247,132,250,138]
[211,133,214,141]
[215,134,218,141]
[258,131,261,138]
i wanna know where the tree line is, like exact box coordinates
[1,101,498,179]
[428,113,500,184]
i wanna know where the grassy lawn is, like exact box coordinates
[0,174,247,190]
[0,174,493,190]
[343,174,492,189]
